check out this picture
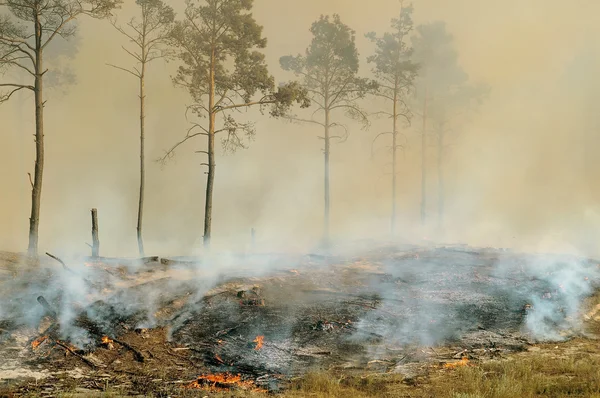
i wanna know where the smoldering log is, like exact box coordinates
[91,208,99,257]
[37,296,57,319]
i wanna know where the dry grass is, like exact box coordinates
[213,338,600,398]
[5,338,600,397]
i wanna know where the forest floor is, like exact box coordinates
[0,244,599,397]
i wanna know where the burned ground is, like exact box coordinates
[0,245,598,396]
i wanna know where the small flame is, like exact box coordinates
[443,357,470,369]
[253,335,264,350]
[185,373,264,392]
[101,336,113,344]
[31,335,48,350]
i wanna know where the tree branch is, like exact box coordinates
[285,115,325,127]
[0,34,35,52]
[158,124,208,164]
[41,15,77,50]
[106,63,141,78]
[215,98,276,113]
[371,132,393,158]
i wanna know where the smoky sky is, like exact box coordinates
[1,0,599,257]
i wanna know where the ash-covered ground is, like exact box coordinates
[0,244,598,394]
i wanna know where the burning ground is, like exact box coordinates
[0,244,599,396]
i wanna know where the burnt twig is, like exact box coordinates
[45,252,99,289]
[111,338,145,362]
[45,252,73,273]
[54,340,99,369]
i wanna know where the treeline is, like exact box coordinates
[0,0,488,256]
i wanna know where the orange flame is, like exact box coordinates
[31,335,48,350]
[253,335,264,350]
[185,373,264,392]
[101,336,113,344]
[443,357,470,369]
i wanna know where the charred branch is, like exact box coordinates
[54,340,100,369]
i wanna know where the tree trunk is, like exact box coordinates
[323,106,330,245]
[137,59,146,257]
[391,81,398,235]
[420,87,427,227]
[91,208,99,257]
[203,47,216,249]
[28,16,44,256]
[437,123,444,230]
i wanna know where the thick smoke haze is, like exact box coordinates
[1,0,600,257]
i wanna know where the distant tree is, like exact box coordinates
[280,14,376,244]
[161,0,308,249]
[429,83,488,227]
[108,0,175,256]
[366,2,418,235]
[411,21,488,228]
[0,0,122,256]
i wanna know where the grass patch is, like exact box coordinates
[6,339,600,397]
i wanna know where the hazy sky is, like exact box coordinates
[1,0,599,257]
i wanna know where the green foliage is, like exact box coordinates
[168,0,308,153]
[411,21,467,92]
[411,21,489,125]
[366,4,418,85]
[0,0,122,100]
[280,14,376,133]
[366,2,419,123]
[110,0,175,76]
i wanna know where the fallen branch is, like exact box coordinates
[45,252,98,289]
[112,337,145,363]
[45,252,73,273]
[54,340,99,369]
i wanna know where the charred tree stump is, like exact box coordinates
[91,208,99,257]
[37,296,57,319]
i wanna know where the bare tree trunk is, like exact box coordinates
[323,106,330,245]
[28,17,44,256]
[391,81,398,235]
[420,87,427,227]
[137,59,146,256]
[91,208,99,257]
[437,123,444,229]
[203,47,216,249]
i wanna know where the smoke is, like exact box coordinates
[1,0,600,368]
[0,0,596,257]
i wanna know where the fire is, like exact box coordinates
[31,335,48,350]
[185,373,265,392]
[253,335,264,350]
[443,357,470,369]
[100,336,114,349]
